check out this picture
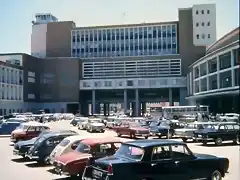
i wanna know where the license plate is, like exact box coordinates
[92,169,103,177]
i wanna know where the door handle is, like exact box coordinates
[151,163,157,166]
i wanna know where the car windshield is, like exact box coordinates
[130,123,141,128]
[34,136,47,144]
[59,139,70,147]
[16,124,28,130]
[115,144,144,161]
[75,143,91,153]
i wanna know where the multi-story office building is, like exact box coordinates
[0,55,24,115]
[186,27,239,113]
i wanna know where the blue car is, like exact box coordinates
[0,122,21,135]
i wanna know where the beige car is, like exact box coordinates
[49,135,86,165]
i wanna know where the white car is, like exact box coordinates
[49,135,86,165]
[77,118,89,130]
[86,118,105,133]
[218,113,239,122]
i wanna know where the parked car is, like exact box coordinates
[13,130,51,157]
[25,130,77,163]
[53,137,123,178]
[0,122,22,135]
[194,122,240,146]
[49,135,87,164]
[217,113,239,122]
[112,122,150,139]
[10,122,50,143]
[174,121,217,142]
[83,139,229,180]
[86,118,105,133]
[70,117,88,126]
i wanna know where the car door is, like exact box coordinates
[149,145,187,179]
[26,126,38,139]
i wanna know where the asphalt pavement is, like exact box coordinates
[0,120,239,180]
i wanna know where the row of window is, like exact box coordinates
[196,21,211,27]
[0,66,23,85]
[72,25,177,42]
[0,84,23,100]
[0,108,65,116]
[194,49,239,79]
[196,33,211,39]
[193,69,239,93]
[195,9,211,15]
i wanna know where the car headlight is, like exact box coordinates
[34,150,38,154]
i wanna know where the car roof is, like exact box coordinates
[21,121,49,127]
[2,121,21,124]
[63,135,88,141]
[42,130,77,138]
[81,137,123,146]
[123,139,185,148]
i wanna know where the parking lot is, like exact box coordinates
[0,120,239,180]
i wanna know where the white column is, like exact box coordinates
[206,62,209,91]
[231,50,235,87]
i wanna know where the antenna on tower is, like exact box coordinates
[122,12,126,24]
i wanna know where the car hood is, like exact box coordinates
[130,127,148,131]
[195,128,217,134]
[16,138,37,147]
[12,129,25,134]
[175,128,195,132]
[55,151,92,165]
[90,123,104,126]
[50,145,65,158]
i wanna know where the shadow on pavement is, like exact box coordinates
[11,158,32,163]
[25,162,49,168]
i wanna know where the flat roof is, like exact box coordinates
[73,21,179,30]
[124,139,184,148]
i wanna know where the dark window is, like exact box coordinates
[200,78,207,92]
[196,10,199,14]
[201,10,204,14]
[209,74,217,90]
[208,34,211,38]
[194,81,200,93]
[127,80,133,86]
[196,22,199,27]
[202,34,205,39]
[202,22,204,26]
[233,48,239,66]
[196,34,199,39]
[194,67,199,78]
[208,58,217,73]
[235,68,239,86]
[200,63,207,76]
[219,52,231,70]
[207,10,210,14]
[72,36,75,42]
[220,70,232,88]
[207,21,210,26]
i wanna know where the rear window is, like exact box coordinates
[76,143,91,153]
[59,139,70,147]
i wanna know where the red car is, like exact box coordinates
[112,122,150,139]
[10,122,50,143]
[53,137,122,177]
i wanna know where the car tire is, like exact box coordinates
[182,138,188,142]
[145,136,148,139]
[117,132,121,137]
[158,135,162,139]
[209,170,222,180]
[215,138,223,146]
[202,140,208,146]
[167,132,173,139]
[130,133,136,139]
[101,130,105,133]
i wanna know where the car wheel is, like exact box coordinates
[182,138,188,142]
[167,132,173,139]
[117,132,121,137]
[130,133,136,139]
[90,128,93,133]
[158,135,162,139]
[209,170,222,180]
[215,138,223,146]
[145,136,148,139]
[101,130,105,133]
[202,140,208,146]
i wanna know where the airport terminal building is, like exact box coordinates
[0,3,239,116]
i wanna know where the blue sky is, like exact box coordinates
[0,0,239,54]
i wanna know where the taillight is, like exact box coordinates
[107,164,113,175]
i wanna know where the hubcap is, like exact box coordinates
[212,170,221,180]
